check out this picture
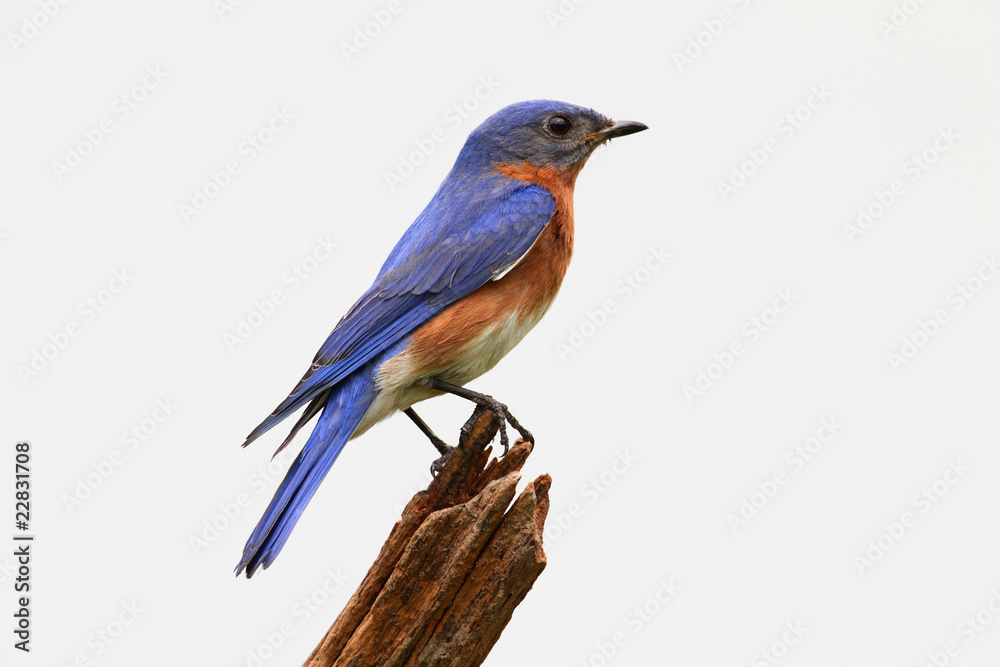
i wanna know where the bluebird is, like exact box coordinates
[236,100,646,577]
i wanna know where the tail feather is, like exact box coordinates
[268,388,331,460]
[236,368,376,578]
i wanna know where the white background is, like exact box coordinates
[2,1,999,665]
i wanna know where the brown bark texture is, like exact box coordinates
[304,409,551,667]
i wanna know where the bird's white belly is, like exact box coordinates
[429,305,548,386]
[353,304,550,438]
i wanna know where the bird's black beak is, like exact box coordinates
[590,119,649,142]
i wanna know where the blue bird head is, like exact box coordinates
[463,100,647,173]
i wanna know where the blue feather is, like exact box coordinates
[236,99,638,576]
[236,359,379,577]
[242,180,554,447]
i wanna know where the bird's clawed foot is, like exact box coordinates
[408,380,535,476]
[429,445,456,478]
[419,378,534,456]
[470,394,533,456]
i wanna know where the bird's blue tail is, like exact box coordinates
[236,366,377,578]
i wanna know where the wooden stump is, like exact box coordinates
[304,409,551,667]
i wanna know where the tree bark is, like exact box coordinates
[304,408,551,667]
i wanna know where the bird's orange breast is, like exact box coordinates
[396,162,579,379]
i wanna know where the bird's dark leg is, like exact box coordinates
[416,377,534,455]
[404,407,451,455]
[404,408,455,477]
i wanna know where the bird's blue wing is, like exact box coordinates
[243,178,555,446]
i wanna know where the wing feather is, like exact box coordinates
[243,179,555,446]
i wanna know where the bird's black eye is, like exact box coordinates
[547,116,572,136]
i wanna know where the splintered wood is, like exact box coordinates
[304,410,551,667]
